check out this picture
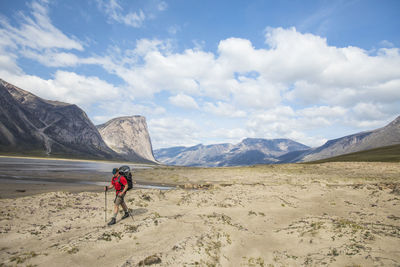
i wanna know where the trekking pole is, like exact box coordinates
[128,182,135,222]
[104,189,107,223]
[128,206,134,222]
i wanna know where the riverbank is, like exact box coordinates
[0,156,161,199]
[0,162,399,266]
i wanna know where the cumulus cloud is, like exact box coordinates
[206,127,250,145]
[94,28,399,117]
[352,102,386,120]
[299,106,347,119]
[148,117,201,148]
[92,102,166,125]
[169,94,199,109]
[203,101,246,118]
[5,71,120,107]
[246,106,328,147]
[1,1,399,150]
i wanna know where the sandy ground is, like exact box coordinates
[0,162,399,266]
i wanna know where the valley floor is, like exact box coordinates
[0,162,399,266]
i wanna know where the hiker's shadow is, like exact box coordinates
[130,208,148,216]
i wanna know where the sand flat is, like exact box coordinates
[0,162,399,266]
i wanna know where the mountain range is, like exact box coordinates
[284,115,400,163]
[155,116,400,166]
[0,79,156,163]
[155,138,310,167]
[1,78,398,166]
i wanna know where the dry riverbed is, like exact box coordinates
[0,162,399,266]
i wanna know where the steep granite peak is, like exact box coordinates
[97,116,156,163]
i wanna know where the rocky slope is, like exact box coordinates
[0,82,44,152]
[154,138,309,167]
[97,116,156,163]
[0,78,117,159]
[282,116,400,163]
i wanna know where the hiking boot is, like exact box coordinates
[107,217,116,226]
[121,212,130,220]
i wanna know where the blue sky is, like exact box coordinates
[0,0,399,149]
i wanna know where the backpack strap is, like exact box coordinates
[117,175,125,192]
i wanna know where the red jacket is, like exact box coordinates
[111,175,127,194]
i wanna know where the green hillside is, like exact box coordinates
[306,144,400,163]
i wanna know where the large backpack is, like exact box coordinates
[118,165,133,191]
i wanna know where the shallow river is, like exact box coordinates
[0,157,173,191]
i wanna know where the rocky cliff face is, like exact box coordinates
[0,78,117,159]
[97,116,156,163]
[0,81,44,152]
[154,138,309,167]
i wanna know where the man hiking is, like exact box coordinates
[105,168,130,225]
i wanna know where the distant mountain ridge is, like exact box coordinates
[305,144,400,163]
[156,116,400,166]
[155,138,310,167]
[2,78,398,165]
[97,116,157,163]
[284,115,400,163]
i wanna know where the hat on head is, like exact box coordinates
[112,168,119,174]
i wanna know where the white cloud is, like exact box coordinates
[0,51,22,76]
[21,49,80,67]
[86,26,399,146]
[203,101,246,118]
[97,0,146,28]
[0,1,83,51]
[169,94,199,109]
[5,71,120,107]
[0,0,85,69]
[1,3,399,152]
[262,27,400,106]
[207,127,250,145]
[347,102,399,129]
[168,25,180,35]
[380,40,394,48]
[246,106,331,147]
[231,76,283,109]
[157,1,168,11]
[92,102,166,125]
[95,28,399,113]
[299,106,347,118]
[148,117,201,148]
